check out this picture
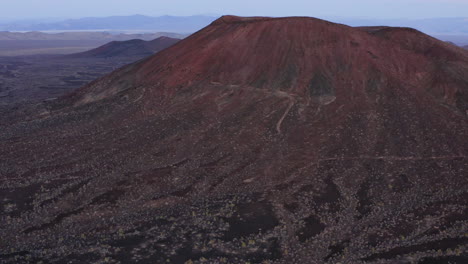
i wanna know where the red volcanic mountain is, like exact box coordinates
[1,16,467,263]
[72,17,467,115]
[67,36,180,58]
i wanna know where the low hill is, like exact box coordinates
[0,31,185,56]
[67,36,180,58]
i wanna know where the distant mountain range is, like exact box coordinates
[1,15,467,35]
[0,31,185,41]
[0,15,467,45]
[67,36,180,58]
[0,15,217,33]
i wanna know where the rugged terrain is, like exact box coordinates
[0,16,467,263]
[0,37,179,105]
[0,55,143,105]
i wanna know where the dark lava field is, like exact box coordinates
[0,37,180,106]
[0,16,467,264]
[0,55,130,105]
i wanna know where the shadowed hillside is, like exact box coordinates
[67,36,180,58]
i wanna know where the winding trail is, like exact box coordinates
[276,98,295,134]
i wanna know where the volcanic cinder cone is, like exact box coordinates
[1,16,467,263]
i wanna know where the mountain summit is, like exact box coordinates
[71,16,467,115]
[1,16,467,263]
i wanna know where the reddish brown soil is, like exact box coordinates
[0,16,467,263]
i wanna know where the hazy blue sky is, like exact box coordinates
[2,0,468,19]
